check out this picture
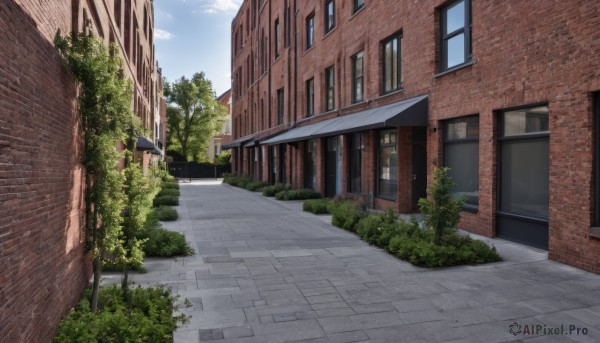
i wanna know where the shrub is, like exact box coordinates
[162,182,180,190]
[158,188,180,197]
[303,199,333,214]
[138,227,195,257]
[154,206,178,221]
[223,175,253,188]
[244,180,269,191]
[153,195,179,207]
[275,189,322,200]
[54,284,189,342]
[331,201,365,232]
[262,183,291,197]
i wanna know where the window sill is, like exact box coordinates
[303,46,315,56]
[375,196,397,202]
[590,227,600,240]
[323,27,337,41]
[350,6,365,20]
[461,204,479,213]
[434,60,475,78]
[375,88,405,101]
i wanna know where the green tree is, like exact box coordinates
[165,73,227,162]
[418,167,466,245]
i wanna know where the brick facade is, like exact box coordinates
[0,0,164,341]
[230,0,600,274]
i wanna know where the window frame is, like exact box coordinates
[325,66,335,111]
[348,133,364,194]
[443,115,480,210]
[377,129,398,200]
[352,51,365,104]
[353,0,365,14]
[277,88,284,125]
[382,33,402,94]
[274,18,280,59]
[306,78,315,117]
[306,13,315,50]
[325,0,336,34]
[439,0,472,72]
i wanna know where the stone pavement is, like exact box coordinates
[103,180,600,343]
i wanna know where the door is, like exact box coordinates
[305,140,317,190]
[270,146,277,184]
[326,137,340,197]
[497,105,549,250]
[412,127,427,209]
[279,144,287,184]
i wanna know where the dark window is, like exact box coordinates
[499,106,550,219]
[305,139,317,190]
[277,88,284,125]
[440,0,471,71]
[274,18,280,58]
[382,34,402,93]
[444,116,479,207]
[306,14,315,50]
[354,0,365,13]
[306,78,314,117]
[325,0,336,33]
[349,133,363,193]
[325,66,335,111]
[352,51,364,103]
[378,129,398,200]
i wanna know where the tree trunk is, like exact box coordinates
[90,256,101,312]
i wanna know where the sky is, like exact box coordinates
[154,0,242,96]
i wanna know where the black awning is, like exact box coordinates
[262,95,428,145]
[222,133,259,150]
[136,136,156,151]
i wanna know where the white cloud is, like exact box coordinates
[155,29,173,40]
[203,0,242,14]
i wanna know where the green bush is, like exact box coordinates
[153,195,179,207]
[223,175,253,188]
[331,201,365,232]
[162,182,180,190]
[303,199,333,214]
[244,180,269,191]
[262,183,291,197]
[275,189,322,200]
[139,227,195,257]
[155,206,178,221]
[54,284,189,342]
[158,188,180,197]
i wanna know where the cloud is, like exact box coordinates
[203,0,242,14]
[155,29,173,40]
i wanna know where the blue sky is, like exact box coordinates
[154,0,242,96]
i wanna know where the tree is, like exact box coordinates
[418,167,466,245]
[165,73,227,162]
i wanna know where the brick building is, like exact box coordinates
[208,89,233,161]
[228,0,600,274]
[0,0,164,341]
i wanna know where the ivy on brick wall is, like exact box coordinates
[55,31,156,311]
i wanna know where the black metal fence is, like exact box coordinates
[168,162,231,179]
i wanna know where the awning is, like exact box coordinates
[136,136,157,151]
[222,133,259,150]
[262,95,428,145]
[243,130,291,148]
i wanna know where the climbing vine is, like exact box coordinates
[55,31,154,311]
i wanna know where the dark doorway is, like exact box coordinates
[270,146,277,184]
[325,137,340,198]
[412,127,427,209]
[279,144,287,184]
[305,140,317,190]
[497,105,549,250]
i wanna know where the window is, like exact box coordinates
[305,139,317,190]
[325,66,335,111]
[306,78,314,117]
[277,88,284,125]
[349,133,363,193]
[325,0,335,33]
[274,18,280,58]
[444,116,479,207]
[378,129,398,200]
[352,51,364,103]
[306,14,315,50]
[354,0,364,13]
[595,94,600,225]
[440,0,471,71]
[382,34,402,93]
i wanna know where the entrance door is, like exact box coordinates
[326,137,340,198]
[270,146,277,184]
[279,144,287,184]
[412,127,427,209]
[497,105,549,250]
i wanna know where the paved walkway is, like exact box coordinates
[104,180,600,343]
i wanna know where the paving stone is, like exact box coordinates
[223,326,255,339]
[273,312,299,322]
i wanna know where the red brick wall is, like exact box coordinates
[0,1,92,341]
